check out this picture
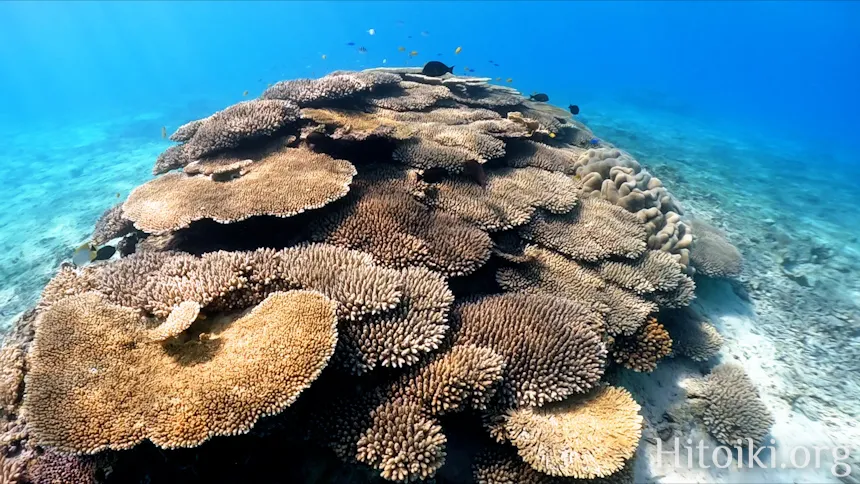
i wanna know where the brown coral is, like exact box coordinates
[450,293,606,408]
[182,99,299,159]
[497,245,656,336]
[91,203,133,246]
[335,266,454,374]
[505,386,642,479]
[686,364,774,446]
[0,345,24,417]
[261,70,401,105]
[598,250,687,295]
[24,290,339,453]
[505,139,581,174]
[689,220,743,278]
[312,179,492,277]
[610,317,672,372]
[520,198,647,262]
[670,321,722,361]
[124,147,356,234]
[145,300,201,341]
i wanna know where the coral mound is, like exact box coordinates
[0,67,724,482]
[689,219,743,278]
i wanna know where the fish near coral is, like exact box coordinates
[422,61,453,77]
[71,243,96,267]
[398,46,406,52]
[358,47,368,54]
[409,50,419,57]
[368,28,375,36]
[528,93,549,102]
[243,90,249,97]
[455,46,462,55]
[569,104,580,115]
[321,54,327,60]
[161,126,167,139]
[94,245,116,261]
[463,160,488,187]
[506,78,513,83]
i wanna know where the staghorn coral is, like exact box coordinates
[505,386,642,479]
[182,99,299,159]
[312,178,492,277]
[424,167,578,232]
[24,290,339,453]
[520,198,647,262]
[91,203,133,246]
[609,317,672,372]
[335,266,454,374]
[450,293,606,408]
[497,245,656,336]
[124,147,356,234]
[689,220,743,278]
[686,364,774,446]
[598,250,687,295]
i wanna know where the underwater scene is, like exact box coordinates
[0,1,858,483]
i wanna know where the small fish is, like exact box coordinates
[495,77,502,81]
[463,160,488,187]
[346,42,356,46]
[382,58,387,64]
[437,53,443,57]
[408,35,413,39]
[94,245,116,261]
[321,54,327,60]
[115,192,121,198]
[398,46,406,52]
[454,46,462,55]
[421,31,430,37]
[506,78,513,83]
[257,78,262,82]
[409,50,418,57]
[529,93,549,102]
[488,60,494,63]
[72,243,97,267]
[589,138,600,146]
[243,90,249,96]
[267,83,272,88]
[368,28,375,35]
[568,104,580,115]
[422,61,454,77]
[549,133,556,138]
[493,63,500,67]
[358,47,367,53]
[161,126,167,139]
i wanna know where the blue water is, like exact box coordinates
[0,0,857,326]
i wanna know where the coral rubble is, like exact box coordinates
[0,67,765,483]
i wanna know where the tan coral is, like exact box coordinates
[91,203,133,246]
[598,250,687,294]
[689,220,743,278]
[145,301,201,341]
[24,290,339,453]
[686,364,773,446]
[505,386,642,479]
[0,345,25,417]
[665,311,723,361]
[520,198,647,262]
[365,81,453,111]
[169,118,207,142]
[312,179,492,277]
[335,266,454,374]
[473,445,636,484]
[497,245,656,336]
[610,317,672,372]
[451,293,606,408]
[261,70,401,105]
[505,139,583,174]
[182,99,299,159]
[124,147,356,234]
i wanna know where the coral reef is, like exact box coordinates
[686,363,774,446]
[0,68,728,483]
[689,219,743,278]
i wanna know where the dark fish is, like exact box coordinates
[346,42,355,46]
[529,93,549,102]
[358,46,367,53]
[422,61,454,77]
[569,104,580,115]
[493,63,500,67]
[94,245,116,261]
[463,160,488,187]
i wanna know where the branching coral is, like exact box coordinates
[91,203,133,246]
[125,147,356,234]
[450,293,606,408]
[610,317,672,372]
[686,364,774,446]
[689,219,743,278]
[598,250,687,295]
[0,344,24,417]
[505,139,582,174]
[662,307,723,361]
[261,70,401,105]
[24,290,339,452]
[497,245,656,336]
[520,198,647,262]
[504,386,642,479]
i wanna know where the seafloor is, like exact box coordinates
[0,74,858,483]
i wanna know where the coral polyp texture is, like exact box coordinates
[689,219,743,278]
[0,68,736,482]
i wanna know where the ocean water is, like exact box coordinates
[1,1,859,482]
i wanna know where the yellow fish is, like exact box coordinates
[549,133,556,138]
[506,78,513,83]
[455,46,462,55]
[161,126,167,139]
[398,46,406,52]
[243,90,249,97]
[409,50,418,57]
[321,54,327,60]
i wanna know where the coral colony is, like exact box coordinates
[0,68,766,483]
